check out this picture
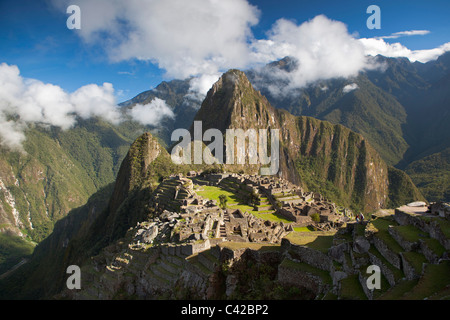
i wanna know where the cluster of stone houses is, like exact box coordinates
[171,207,292,245]
[189,172,344,227]
[160,172,345,231]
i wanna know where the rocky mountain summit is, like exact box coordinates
[191,69,423,213]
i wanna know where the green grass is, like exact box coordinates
[393,225,426,243]
[285,231,335,253]
[371,217,398,232]
[402,251,427,275]
[196,185,292,223]
[368,246,404,281]
[401,261,450,300]
[371,218,403,254]
[196,185,239,204]
[0,233,35,275]
[280,258,332,285]
[377,279,419,300]
[294,226,315,232]
[339,274,367,300]
[423,238,446,257]
[353,223,366,237]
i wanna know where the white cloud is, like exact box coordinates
[183,73,221,108]
[55,0,259,80]
[0,63,122,150]
[360,38,450,63]
[128,98,175,126]
[52,1,450,99]
[70,83,121,124]
[343,83,359,93]
[380,30,430,39]
[249,15,379,96]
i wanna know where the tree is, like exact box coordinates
[310,213,321,223]
[275,201,282,209]
[219,194,228,209]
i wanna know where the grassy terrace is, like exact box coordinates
[401,261,450,300]
[280,257,332,285]
[378,279,419,300]
[285,231,335,253]
[370,217,403,254]
[393,224,426,243]
[402,251,428,275]
[294,226,315,232]
[195,185,291,223]
[424,238,446,257]
[368,246,404,281]
[338,274,367,300]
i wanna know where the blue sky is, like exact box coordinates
[1,0,449,102]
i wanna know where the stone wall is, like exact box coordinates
[373,235,401,269]
[281,238,332,271]
[367,251,397,286]
[388,226,420,251]
[395,209,450,250]
[180,240,211,256]
[400,253,422,280]
[277,258,325,296]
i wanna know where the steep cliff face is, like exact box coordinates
[191,69,423,212]
[102,132,176,242]
[0,119,141,244]
[0,132,181,299]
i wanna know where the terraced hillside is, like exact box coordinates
[56,205,449,300]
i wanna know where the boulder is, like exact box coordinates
[141,225,158,243]
[353,236,371,254]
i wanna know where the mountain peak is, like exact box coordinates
[192,69,276,134]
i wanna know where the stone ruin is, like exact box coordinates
[429,201,450,220]
[222,208,292,243]
[147,172,350,253]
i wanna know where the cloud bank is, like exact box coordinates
[0,63,173,150]
[360,38,450,63]
[249,15,380,96]
[0,0,442,151]
[53,1,450,101]
[128,98,175,126]
[55,0,260,80]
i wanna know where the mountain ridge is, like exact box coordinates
[190,69,424,212]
